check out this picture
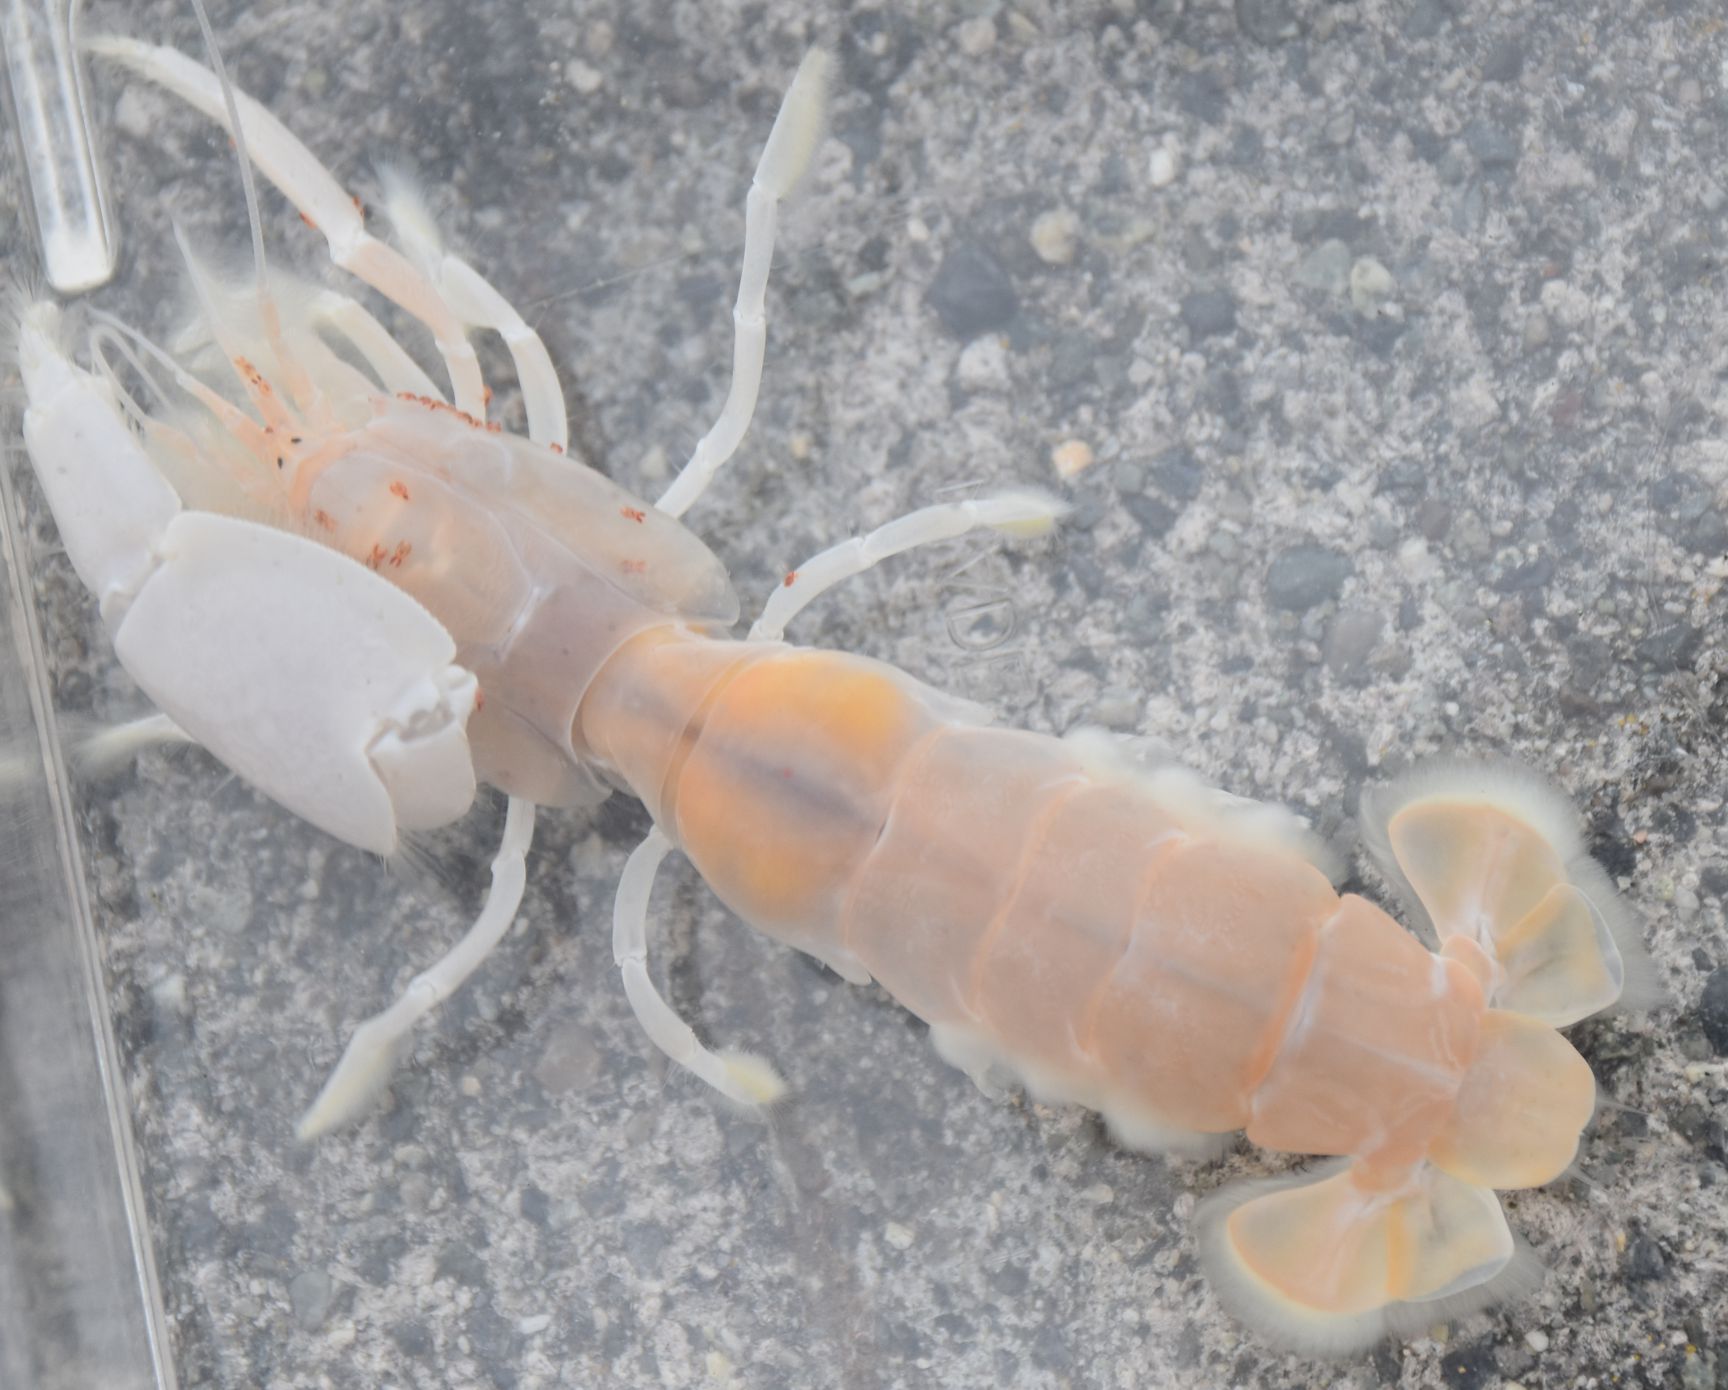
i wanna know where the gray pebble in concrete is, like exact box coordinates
[1233,0,1305,45]
[1701,968,1728,1056]
[1150,445,1205,502]
[1322,607,1384,684]
[1122,492,1178,539]
[1481,38,1524,83]
[925,243,1018,341]
[288,1269,335,1331]
[1465,121,1520,169]
[1293,239,1352,297]
[1623,1233,1670,1284]
[1266,545,1352,612]
[1180,288,1237,338]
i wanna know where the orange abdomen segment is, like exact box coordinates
[665,646,941,956]
[843,727,1090,1023]
[971,781,1186,1073]
[578,626,758,825]
[1246,895,1484,1163]
[1085,842,1336,1132]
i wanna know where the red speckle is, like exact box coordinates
[782,571,798,587]
[351,193,364,216]
[388,541,412,569]
[366,543,387,571]
[475,689,486,713]
[621,506,646,524]
[389,480,411,501]
[299,210,319,232]
[619,558,647,575]
[483,386,494,406]
[314,509,337,532]
[548,442,565,455]
[395,392,488,432]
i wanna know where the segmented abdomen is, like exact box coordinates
[579,631,1482,1156]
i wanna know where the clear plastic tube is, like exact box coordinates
[1,0,116,292]
[0,457,173,1383]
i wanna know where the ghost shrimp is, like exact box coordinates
[11,25,1653,1355]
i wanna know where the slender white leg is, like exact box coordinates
[88,37,487,418]
[654,50,831,519]
[612,828,785,1106]
[309,289,441,398]
[297,797,537,1140]
[0,712,180,793]
[439,257,567,448]
[377,168,569,450]
[749,489,1066,641]
[70,712,195,778]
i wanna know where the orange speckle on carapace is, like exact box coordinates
[621,506,646,524]
[396,391,488,432]
[233,356,271,392]
[389,481,411,501]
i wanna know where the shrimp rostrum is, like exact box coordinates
[13,30,1654,1354]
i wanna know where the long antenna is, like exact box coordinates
[187,0,267,305]
[185,0,310,410]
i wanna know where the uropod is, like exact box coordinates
[10,13,1654,1354]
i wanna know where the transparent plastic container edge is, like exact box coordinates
[1,0,119,294]
[0,438,175,1385]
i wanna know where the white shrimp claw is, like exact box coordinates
[21,306,478,855]
[19,303,180,614]
[112,513,478,853]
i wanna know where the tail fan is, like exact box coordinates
[1428,1009,1597,1189]
[1360,761,1656,1025]
[1197,1160,1540,1354]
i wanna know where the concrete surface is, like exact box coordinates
[3,0,1726,1386]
